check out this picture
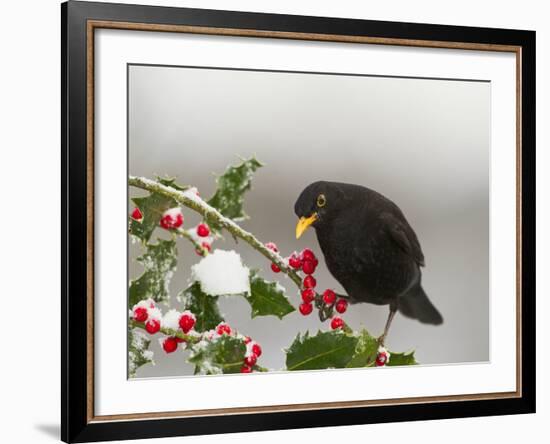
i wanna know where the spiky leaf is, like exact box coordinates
[285,330,358,371]
[177,282,224,332]
[346,329,379,368]
[156,175,189,191]
[129,238,177,306]
[188,335,246,375]
[129,192,177,242]
[207,157,262,229]
[387,351,418,366]
[244,272,295,319]
[128,328,153,377]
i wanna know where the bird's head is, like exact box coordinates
[294,181,348,239]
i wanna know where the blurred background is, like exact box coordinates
[128,64,490,377]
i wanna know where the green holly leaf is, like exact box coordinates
[129,191,177,243]
[128,327,154,377]
[177,282,224,332]
[188,335,246,375]
[285,330,358,371]
[244,272,295,319]
[207,157,263,229]
[156,175,189,191]
[346,329,379,368]
[387,350,418,366]
[129,238,177,306]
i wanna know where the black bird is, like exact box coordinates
[294,181,443,344]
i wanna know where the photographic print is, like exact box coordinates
[127,64,490,378]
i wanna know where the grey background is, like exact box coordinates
[129,64,490,378]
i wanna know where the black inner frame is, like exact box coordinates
[62,1,536,442]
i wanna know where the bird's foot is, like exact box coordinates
[377,334,386,347]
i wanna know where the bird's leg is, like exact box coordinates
[378,303,398,346]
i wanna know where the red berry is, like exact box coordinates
[244,336,252,344]
[162,337,178,353]
[265,242,278,252]
[301,288,316,303]
[302,259,317,275]
[301,248,316,261]
[160,208,184,229]
[196,242,212,256]
[376,352,388,367]
[216,323,232,336]
[322,289,336,305]
[133,307,148,323]
[335,299,348,313]
[178,313,196,333]
[240,365,253,373]
[251,343,262,357]
[288,253,302,269]
[299,302,313,316]
[331,316,344,330]
[196,223,210,237]
[271,263,281,273]
[131,207,143,221]
[244,354,257,366]
[303,275,317,289]
[145,318,161,334]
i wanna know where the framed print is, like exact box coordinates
[61,1,536,442]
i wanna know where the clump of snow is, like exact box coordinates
[378,345,391,364]
[162,309,181,330]
[191,250,250,296]
[181,187,203,205]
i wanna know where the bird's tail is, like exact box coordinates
[398,285,443,325]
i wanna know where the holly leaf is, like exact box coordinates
[156,175,189,191]
[207,157,263,229]
[285,330,358,371]
[387,350,418,366]
[177,282,224,332]
[129,191,177,243]
[129,238,177,306]
[244,272,295,319]
[128,327,154,377]
[188,335,246,375]
[346,329,379,368]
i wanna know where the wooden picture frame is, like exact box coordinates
[62,1,535,442]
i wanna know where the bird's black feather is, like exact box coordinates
[294,181,442,325]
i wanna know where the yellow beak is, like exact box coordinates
[296,213,318,239]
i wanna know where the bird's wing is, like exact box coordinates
[380,212,425,267]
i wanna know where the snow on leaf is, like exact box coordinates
[244,271,295,319]
[128,327,154,377]
[129,238,177,306]
[188,335,246,375]
[207,157,263,230]
[129,191,178,243]
[191,249,250,296]
[155,175,189,191]
[285,330,358,371]
[177,282,224,332]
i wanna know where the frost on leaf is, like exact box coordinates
[345,329,379,368]
[285,330,358,371]
[206,157,262,230]
[188,335,246,375]
[244,271,295,319]
[177,282,224,332]
[191,249,250,296]
[129,238,177,306]
[128,327,154,377]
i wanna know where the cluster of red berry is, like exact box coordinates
[204,322,263,373]
[265,243,349,329]
[132,302,262,373]
[131,206,212,255]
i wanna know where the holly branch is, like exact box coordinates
[129,175,304,289]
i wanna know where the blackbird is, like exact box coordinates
[294,181,443,344]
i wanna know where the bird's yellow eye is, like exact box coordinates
[317,194,327,208]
